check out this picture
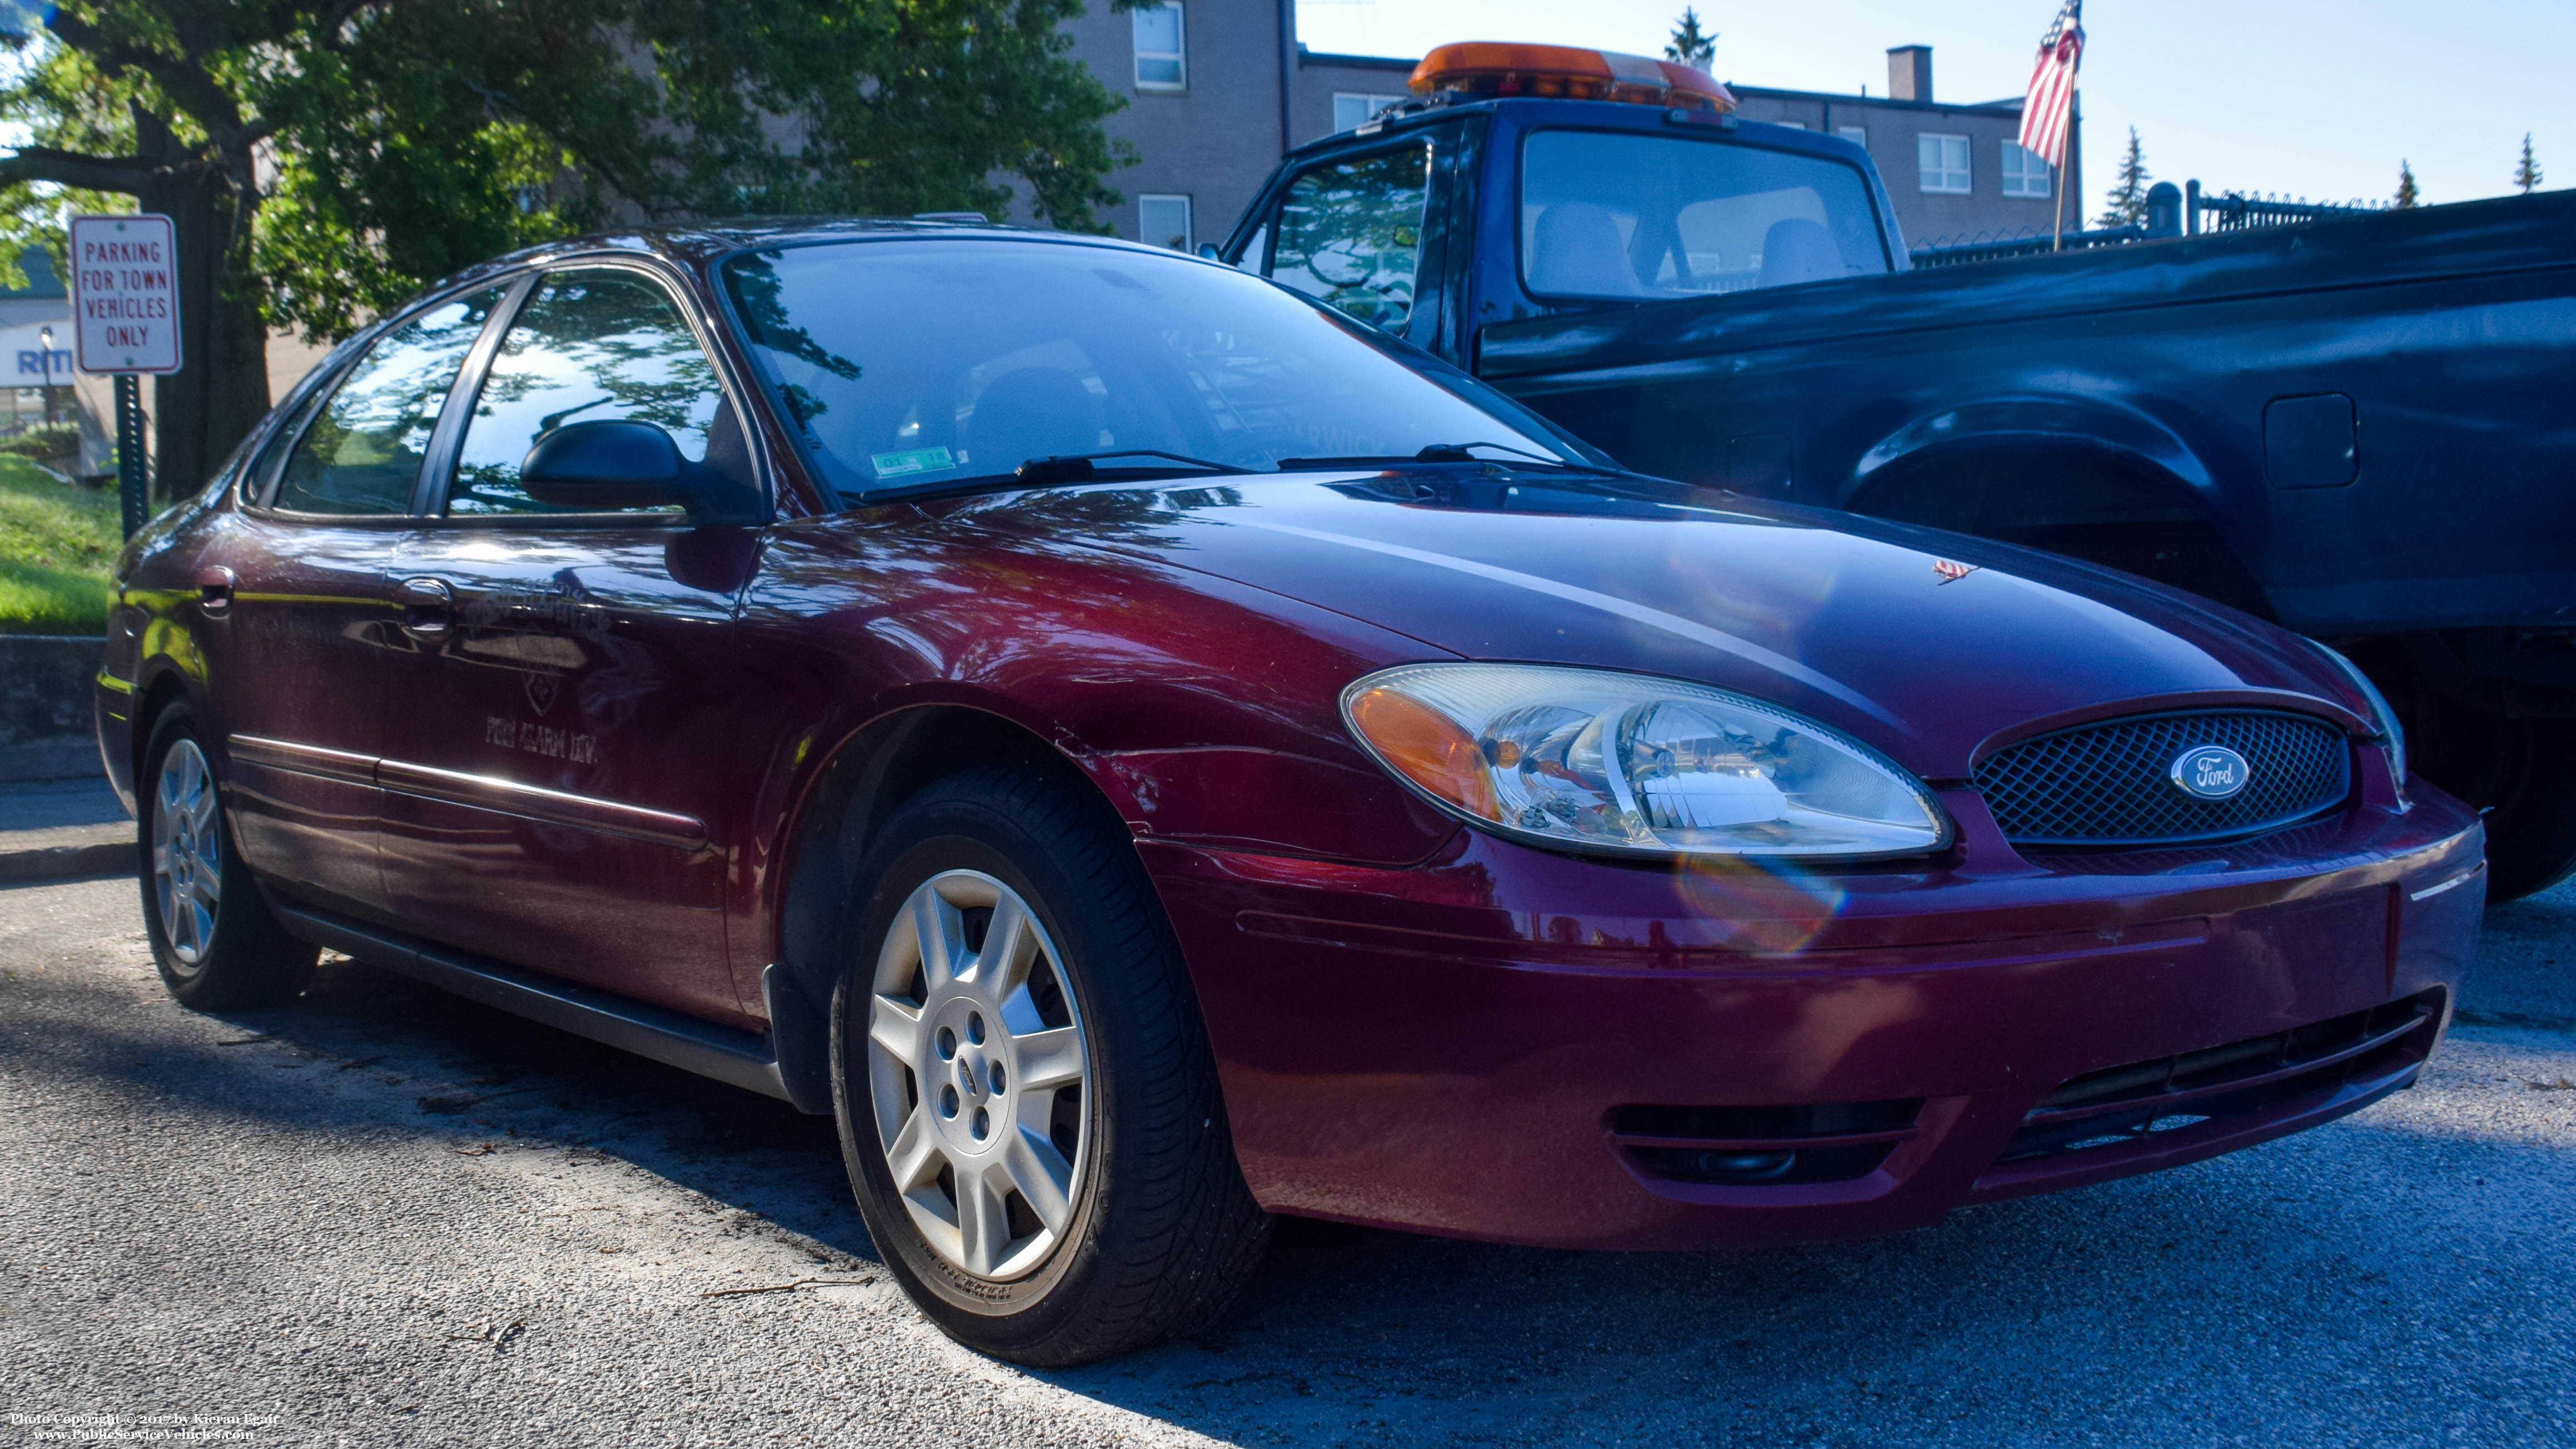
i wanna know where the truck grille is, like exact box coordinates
[1972,710,2350,846]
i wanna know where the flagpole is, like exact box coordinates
[2051,73,2073,250]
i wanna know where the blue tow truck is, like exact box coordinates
[1216,43,2576,899]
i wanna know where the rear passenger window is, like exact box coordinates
[446,268,727,515]
[271,287,507,514]
[1265,143,1432,332]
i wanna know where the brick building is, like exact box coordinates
[1049,3,2081,256]
[1728,47,2083,250]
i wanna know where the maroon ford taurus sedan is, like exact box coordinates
[96,224,2484,1364]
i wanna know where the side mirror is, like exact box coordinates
[1196,242,1222,260]
[520,419,759,524]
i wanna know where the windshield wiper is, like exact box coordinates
[1009,449,1238,484]
[861,449,1241,503]
[1273,441,1627,475]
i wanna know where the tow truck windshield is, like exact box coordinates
[1520,129,1892,302]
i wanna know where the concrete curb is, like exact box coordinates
[0,837,135,884]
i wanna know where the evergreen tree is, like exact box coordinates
[2096,127,2151,228]
[2395,160,2420,209]
[2514,133,2543,193]
[1665,9,1718,72]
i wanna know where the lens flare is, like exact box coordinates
[1669,851,1851,955]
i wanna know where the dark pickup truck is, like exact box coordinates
[1217,89,2576,899]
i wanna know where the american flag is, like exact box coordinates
[2018,1,2084,170]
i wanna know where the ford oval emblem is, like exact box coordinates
[2170,745,2252,801]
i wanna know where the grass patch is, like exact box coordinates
[0,454,119,636]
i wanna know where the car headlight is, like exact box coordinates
[2310,641,2406,789]
[1342,663,1949,859]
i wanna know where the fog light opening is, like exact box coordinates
[1686,1149,1798,1183]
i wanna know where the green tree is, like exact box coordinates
[1664,9,1718,72]
[0,2,1132,500]
[2095,126,2150,228]
[2514,132,2542,193]
[2395,159,2419,209]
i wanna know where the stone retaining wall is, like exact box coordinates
[1,635,106,781]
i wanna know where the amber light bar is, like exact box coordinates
[1408,41,1738,113]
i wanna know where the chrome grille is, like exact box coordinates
[1972,711,2351,846]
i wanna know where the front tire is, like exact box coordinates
[138,709,319,1009]
[2411,702,2576,902]
[829,765,1269,1366]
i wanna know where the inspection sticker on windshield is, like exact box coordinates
[872,446,956,479]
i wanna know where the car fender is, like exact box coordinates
[738,589,1461,1007]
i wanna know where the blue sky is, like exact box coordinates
[1297,1,2573,210]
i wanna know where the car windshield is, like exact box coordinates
[1520,129,1890,301]
[719,238,1586,500]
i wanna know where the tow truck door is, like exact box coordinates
[1224,117,1479,363]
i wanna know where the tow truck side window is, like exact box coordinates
[1264,142,1433,332]
[1520,130,1889,301]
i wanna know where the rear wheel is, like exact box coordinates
[829,765,1269,1365]
[138,710,319,1009]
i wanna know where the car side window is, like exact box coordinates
[446,267,729,515]
[1265,142,1432,332]
[270,287,508,515]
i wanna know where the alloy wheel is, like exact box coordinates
[865,870,1091,1281]
[152,738,222,970]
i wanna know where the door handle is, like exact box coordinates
[394,576,454,643]
[195,565,236,617]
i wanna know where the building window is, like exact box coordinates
[1837,126,1868,148]
[1918,133,1971,194]
[2000,141,2051,199]
[1771,120,1808,130]
[1139,194,1193,251]
[1133,3,1185,90]
[1333,92,1408,133]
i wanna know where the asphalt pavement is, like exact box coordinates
[2,870,2570,1448]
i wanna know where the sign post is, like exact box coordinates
[67,213,182,537]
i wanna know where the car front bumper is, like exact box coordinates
[1146,786,2485,1251]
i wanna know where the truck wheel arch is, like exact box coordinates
[1846,395,2218,513]
[1843,397,2270,616]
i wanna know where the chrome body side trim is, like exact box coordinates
[226,733,708,848]
[373,758,709,848]
[227,733,380,788]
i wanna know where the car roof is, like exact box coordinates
[460,219,1187,280]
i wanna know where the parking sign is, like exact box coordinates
[70,213,181,375]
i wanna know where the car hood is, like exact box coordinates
[949,472,2364,776]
